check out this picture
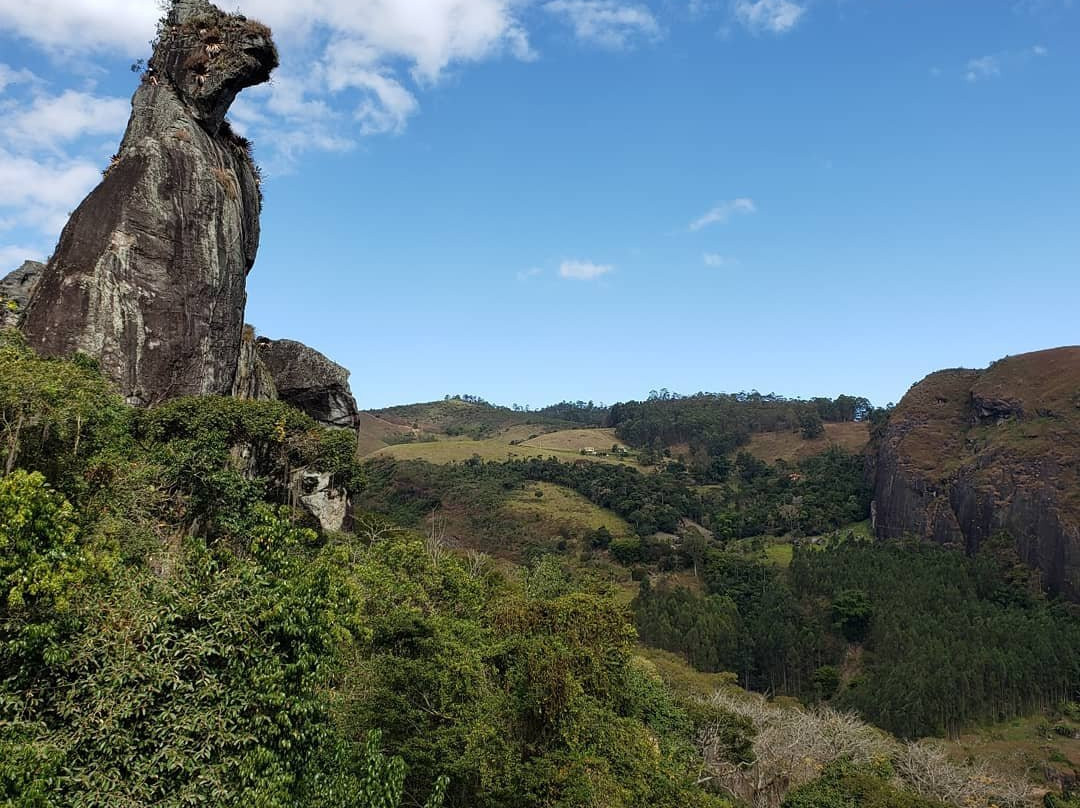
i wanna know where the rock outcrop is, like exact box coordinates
[0,261,44,329]
[256,338,360,428]
[21,0,277,405]
[232,324,277,401]
[290,469,349,533]
[870,347,1080,600]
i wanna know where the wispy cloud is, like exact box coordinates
[559,259,614,280]
[733,0,806,34]
[517,267,543,281]
[2,89,128,151]
[964,44,1048,82]
[0,243,45,271]
[544,0,661,48]
[0,62,37,94]
[964,55,1001,82]
[703,253,737,267]
[0,146,103,240]
[689,197,756,231]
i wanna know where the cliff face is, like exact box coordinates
[871,347,1080,600]
[256,338,360,429]
[21,0,277,405]
[0,261,43,329]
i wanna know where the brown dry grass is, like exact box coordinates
[518,428,627,453]
[744,421,870,465]
[211,166,238,200]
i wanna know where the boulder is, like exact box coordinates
[21,0,277,405]
[291,469,349,533]
[0,261,44,329]
[257,338,359,428]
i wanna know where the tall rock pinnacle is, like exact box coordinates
[21,0,278,405]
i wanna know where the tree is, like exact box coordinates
[799,410,825,440]
[831,589,873,643]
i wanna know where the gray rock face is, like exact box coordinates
[291,470,349,533]
[232,324,277,401]
[257,338,359,428]
[21,0,277,405]
[0,261,44,329]
[870,348,1080,600]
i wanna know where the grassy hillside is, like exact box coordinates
[370,397,574,439]
[743,420,870,464]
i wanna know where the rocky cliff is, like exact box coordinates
[21,0,277,405]
[871,347,1080,600]
[0,261,43,329]
[256,338,360,429]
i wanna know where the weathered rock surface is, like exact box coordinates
[21,0,277,405]
[870,347,1080,600]
[290,469,349,533]
[232,324,277,401]
[0,261,44,329]
[257,338,360,428]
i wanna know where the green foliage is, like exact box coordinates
[337,534,730,808]
[799,409,825,440]
[0,505,363,806]
[608,390,869,460]
[790,540,1080,737]
[351,730,448,808]
[0,470,109,691]
[634,583,740,673]
[782,759,946,808]
[813,665,841,700]
[831,589,873,643]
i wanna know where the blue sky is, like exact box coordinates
[1,0,1077,409]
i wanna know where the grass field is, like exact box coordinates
[744,421,871,465]
[944,710,1080,788]
[355,411,415,456]
[366,429,642,467]
[505,481,633,536]
[519,427,627,453]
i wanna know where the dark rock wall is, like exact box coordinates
[871,348,1080,600]
[257,338,360,429]
[0,261,44,329]
[21,0,277,405]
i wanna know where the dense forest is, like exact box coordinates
[359,450,1079,743]
[0,334,736,807]
[635,536,1080,738]
[3,334,1079,806]
[359,446,871,552]
[607,391,881,458]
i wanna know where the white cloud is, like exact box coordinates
[559,259,613,280]
[0,62,37,94]
[689,197,756,231]
[703,253,736,267]
[963,45,1047,82]
[0,0,159,56]
[544,0,661,48]
[0,0,539,168]
[0,243,46,271]
[733,0,805,34]
[964,55,1001,82]
[517,267,543,281]
[0,147,103,237]
[3,89,128,150]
